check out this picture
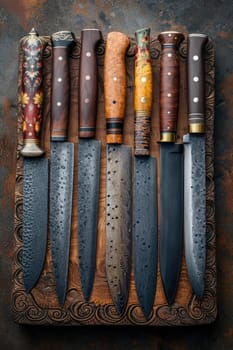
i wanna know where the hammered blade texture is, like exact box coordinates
[160,143,183,305]
[78,139,101,301]
[133,156,157,319]
[106,145,132,315]
[22,158,48,292]
[184,133,206,299]
[50,142,74,305]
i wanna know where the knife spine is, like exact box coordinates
[134,27,153,156]
[158,31,184,143]
[20,28,46,157]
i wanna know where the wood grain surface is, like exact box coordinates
[12,34,216,326]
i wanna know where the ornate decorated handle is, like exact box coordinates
[79,29,102,138]
[104,32,130,144]
[134,27,152,156]
[158,31,184,142]
[51,31,75,141]
[188,34,208,133]
[20,28,45,157]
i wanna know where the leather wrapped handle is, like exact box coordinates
[104,32,130,144]
[20,28,45,157]
[79,29,102,138]
[158,31,184,142]
[134,27,152,156]
[51,31,75,141]
[188,34,208,133]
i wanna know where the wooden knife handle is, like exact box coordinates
[134,27,152,156]
[188,34,208,133]
[51,31,75,141]
[20,28,45,157]
[104,32,130,144]
[79,29,102,138]
[158,31,184,142]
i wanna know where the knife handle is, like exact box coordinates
[188,34,208,133]
[134,27,152,156]
[104,32,130,144]
[79,29,102,138]
[51,31,75,141]
[158,31,184,142]
[20,28,45,157]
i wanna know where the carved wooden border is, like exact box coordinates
[12,35,216,326]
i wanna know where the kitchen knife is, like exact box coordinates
[50,31,75,306]
[20,28,48,292]
[104,32,131,315]
[183,33,208,300]
[78,28,102,301]
[158,31,184,305]
[133,27,157,319]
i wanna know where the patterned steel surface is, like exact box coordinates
[78,139,101,301]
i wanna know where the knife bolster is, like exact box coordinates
[106,117,123,144]
[159,131,176,143]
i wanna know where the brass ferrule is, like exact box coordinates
[160,132,176,142]
[189,123,205,133]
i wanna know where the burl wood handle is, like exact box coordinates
[51,31,75,141]
[134,27,152,156]
[104,32,130,144]
[188,34,208,133]
[158,31,184,142]
[20,28,45,157]
[79,29,102,138]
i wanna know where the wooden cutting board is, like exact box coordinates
[12,33,216,326]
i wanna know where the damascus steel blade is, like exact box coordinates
[183,133,206,299]
[160,143,183,305]
[78,138,101,301]
[23,158,48,292]
[133,156,157,319]
[106,144,132,315]
[50,142,74,305]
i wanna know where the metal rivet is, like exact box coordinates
[168,72,172,76]
[113,76,117,81]
[167,93,172,97]
[84,98,90,103]
[193,97,199,103]
[168,53,172,57]
[193,55,199,61]
[57,77,62,82]
[58,56,63,61]
[141,96,146,103]
[168,33,172,37]
[168,111,171,114]
[141,76,147,82]
[28,132,32,136]
[85,75,91,80]
[86,52,91,57]
[57,102,62,107]
[29,123,33,127]
[193,76,199,82]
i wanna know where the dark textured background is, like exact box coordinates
[0,0,232,349]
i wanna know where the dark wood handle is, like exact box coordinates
[20,28,45,157]
[134,27,152,156]
[79,29,102,138]
[51,31,75,141]
[104,32,130,144]
[188,34,208,133]
[158,31,184,142]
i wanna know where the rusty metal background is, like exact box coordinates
[0,0,233,348]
